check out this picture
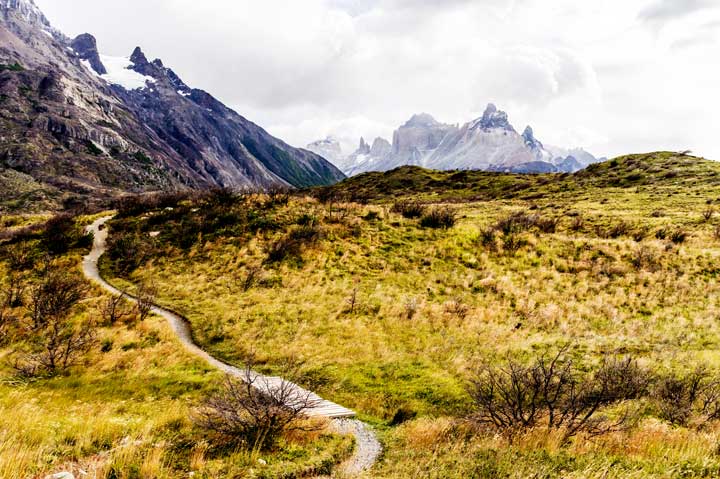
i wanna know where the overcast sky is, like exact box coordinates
[35,0,720,159]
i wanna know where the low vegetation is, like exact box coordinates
[6,152,720,477]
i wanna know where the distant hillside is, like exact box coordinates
[314,152,720,203]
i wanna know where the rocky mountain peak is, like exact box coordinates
[357,137,371,155]
[403,113,440,128]
[476,103,515,132]
[130,46,149,66]
[370,137,391,157]
[71,33,107,75]
[522,125,543,150]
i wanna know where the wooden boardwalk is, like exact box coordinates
[83,217,356,419]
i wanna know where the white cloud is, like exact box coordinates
[35,0,720,160]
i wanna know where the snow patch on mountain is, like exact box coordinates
[82,54,156,90]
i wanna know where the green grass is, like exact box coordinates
[96,152,720,476]
[0,217,353,478]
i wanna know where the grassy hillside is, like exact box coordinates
[0,217,351,478]
[92,152,720,477]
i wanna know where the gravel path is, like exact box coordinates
[82,216,381,476]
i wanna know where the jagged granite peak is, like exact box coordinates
[357,137,371,155]
[130,46,149,66]
[306,136,344,165]
[370,137,391,157]
[70,33,107,75]
[331,104,597,176]
[475,103,515,132]
[522,126,543,150]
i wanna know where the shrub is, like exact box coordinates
[42,214,85,255]
[653,367,720,426]
[392,200,426,219]
[101,293,131,325]
[670,229,688,244]
[714,225,720,241]
[194,366,321,451]
[135,283,157,322]
[629,245,659,271]
[468,351,648,441]
[107,231,152,275]
[703,207,715,222]
[420,207,457,229]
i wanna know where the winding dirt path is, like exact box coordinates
[82,216,381,476]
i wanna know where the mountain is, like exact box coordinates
[0,0,343,210]
[309,105,598,176]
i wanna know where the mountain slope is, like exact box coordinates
[0,0,343,210]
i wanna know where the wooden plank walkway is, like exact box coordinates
[83,217,356,419]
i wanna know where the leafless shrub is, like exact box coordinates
[714,225,720,241]
[135,283,157,322]
[392,200,426,219]
[535,217,559,234]
[101,293,131,325]
[13,317,96,377]
[194,365,321,451]
[28,268,89,330]
[629,245,660,271]
[653,367,720,427]
[702,207,715,222]
[444,298,469,320]
[346,284,360,314]
[468,351,648,442]
[650,210,666,218]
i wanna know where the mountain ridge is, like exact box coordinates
[0,0,344,211]
[308,105,600,176]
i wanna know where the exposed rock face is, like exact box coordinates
[307,136,344,165]
[316,104,599,176]
[390,113,457,165]
[70,34,106,74]
[0,0,344,210]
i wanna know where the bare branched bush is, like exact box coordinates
[570,216,585,232]
[392,200,426,219]
[135,283,157,322]
[15,266,94,376]
[629,245,660,271]
[14,317,96,377]
[468,351,648,442]
[653,367,720,426]
[420,207,457,229]
[194,366,321,451]
[101,293,131,325]
[702,207,715,222]
[714,225,720,241]
[29,268,89,330]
